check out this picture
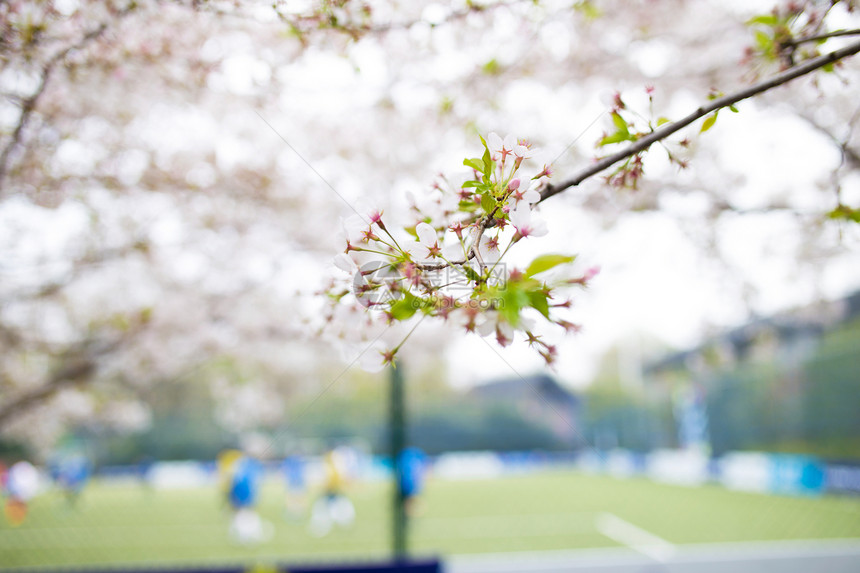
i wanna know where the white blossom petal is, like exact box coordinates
[416,222,437,247]
[442,243,463,260]
[409,243,431,260]
[334,253,358,274]
[510,203,531,230]
[342,215,366,244]
[479,234,501,263]
[487,132,503,154]
[515,144,539,158]
[530,217,549,237]
[476,313,497,337]
[497,321,515,343]
[523,189,540,203]
[359,346,387,373]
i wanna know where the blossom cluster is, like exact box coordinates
[321,133,598,371]
[597,87,691,188]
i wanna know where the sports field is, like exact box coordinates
[1,469,859,570]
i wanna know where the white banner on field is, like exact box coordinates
[646,449,709,486]
[433,452,505,480]
[719,452,771,493]
[149,461,214,489]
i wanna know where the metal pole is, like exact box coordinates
[389,363,407,559]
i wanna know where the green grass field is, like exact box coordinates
[2,469,859,569]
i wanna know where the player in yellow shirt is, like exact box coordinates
[309,449,356,536]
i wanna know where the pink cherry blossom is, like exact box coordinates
[487,132,517,162]
[341,215,368,244]
[534,164,553,179]
[478,233,502,262]
[476,311,515,346]
[508,178,541,209]
[409,222,442,260]
[514,142,539,159]
[359,342,394,373]
[509,203,548,238]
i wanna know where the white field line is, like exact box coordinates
[594,511,676,562]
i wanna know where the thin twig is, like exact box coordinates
[0,335,127,429]
[787,28,860,47]
[539,38,860,203]
[0,23,109,189]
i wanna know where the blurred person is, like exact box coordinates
[309,449,356,537]
[398,447,427,517]
[282,453,308,520]
[217,449,243,509]
[226,452,272,545]
[4,460,39,526]
[136,455,154,493]
[53,454,91,506]
[0,460,8,520]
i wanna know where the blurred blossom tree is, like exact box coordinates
[0,0,859,454]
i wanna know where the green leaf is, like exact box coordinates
[728,104,739,113]
[611,112,629,134]
[598,113,633,146]
[527,290,550,318]
[747,14,779,27]
[481,192,496,215]
[828,205,860,223]
[481,145,492,166]
[500,286,529,326]
[599,132,632,146]
[700,113,718,133]
[525,254,576,278]
[389,296,418,320]
[657,117,671,126]
[439,96,454,114]
[482,148,493,183]
[476,134,494,184]
[463,181,491,194]
[754,29,773,53]
[482,58,501,75]
[462,265,481,282]
[463,158,484,173]
[574,0,601,20]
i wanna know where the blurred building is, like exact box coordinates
[469,374,583,448]
[646,290,860,459]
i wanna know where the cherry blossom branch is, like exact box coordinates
[414,253,473,271]
[413,194,508,272]
[0,335,126,429]
[787,28,860,47]
[0,0,143,193]
[0,238,152,304]
[0,356,96,429]
[369,0,528,34]
[795,108,860,170]
[539,38,860,203]
[0,21,112,190]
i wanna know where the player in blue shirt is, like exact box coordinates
[398,447,426,517]
[227,454,271,545]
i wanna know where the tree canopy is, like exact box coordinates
[1,0,859,454]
